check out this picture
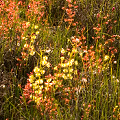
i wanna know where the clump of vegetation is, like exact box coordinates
[0,0,120,120]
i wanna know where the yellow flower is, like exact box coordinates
[40,70,45,74]
[67,73,72,78]
[35,79,43,84]
[29,75,35,83]
[47,78,52,83]
[46,62,51,68]
[24,44,29,48]
[68,52,70,56]
[72,48,77,53]
[31,39,34,43]
[31,35,36,39]
[54,66,58,70]
[62,74,67,79]
[69,68,73,73]
[61,48,65,54]
[42,60,47,66]
[26,22,30,26]
[36,31,39,35]
[52,80,56,84]
[34,67,40,73]
[43,56,48,61]
[74,70,78,75]
[34,25,38,29]
[32,96,37,100]
[63,69,68,73]
[35,90,42,94]
[75,61,78,65]
[30,50,35,56]
[36,97,42,105]
[30,94,33,99]
[61,63,66,67]
[69,76,73,79]
[60,57,64,61]
[30,45,34,50]
[22,37,26,40]
[67,61,72,66]
[39,85,43,90]
[71,59,74,63]
[104,55,109,61]
[35,73,41,77]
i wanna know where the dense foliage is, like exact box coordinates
[0,0,120,120]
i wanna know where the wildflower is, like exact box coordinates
[61,63,66,67]
[36,97,42,105]
[74,70,77,75]
[40,85,44,90]
[62,74,67,79]
[24,44,29,48]
[36,31,39,35]
[36,79,43,84]
[22,37,26,40]
[42,60,47,66]
[63,69,68,73]
[30,45,34,50]
[1,84,5,88]
[40,70,45,74]
[34,67,40,73]
[54,66,58,70]
[60,57,64,61]
[43,56,48,61]
[61,48,65,54]
[68,52,71,56]
[71,59,74,63]
[47,78,52,83]
[17,42,20,46]
[67,61,73,66]
[34,25,38,29]
[35,73,41,77]
[75,61,78,65]
[32,96,37,101]
[31,35,36,39]
[116,79,119,83]
[45,49,51,53]
[112,76,115,79]
[67,73,72,78]
[66,0,72,3]
[30,51,35,56]
[52,80,56,84]
[30,39,35,43]
[72,38,79,43]
[113,61,117,64]
[30,94,33,99]
[72,48,77,53]
[35,90,42,94]
[33,83,39,89]
[26,22,30,27]
[46,62,51,68]
[26,22,30,26]
[69,68,73,72]
[104,55,109,61]
[81,77,87,83]
[29,75,35,83]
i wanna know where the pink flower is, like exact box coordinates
[112,7,115,11]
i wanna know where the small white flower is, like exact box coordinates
[81,78,87,83]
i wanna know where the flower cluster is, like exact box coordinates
[62,0,78,26]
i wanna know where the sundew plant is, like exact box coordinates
[0,0,120,120]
